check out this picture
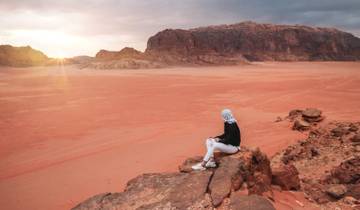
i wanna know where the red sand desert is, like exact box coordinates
[1,62,360,210]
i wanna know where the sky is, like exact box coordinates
[0,0,360,58]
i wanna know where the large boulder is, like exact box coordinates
[74,147,274,209]
[72,171,213,210]
[246,148,273,195]
[325,184,348,199]
[301,108,324,123]
[208,155,244,206]
[293,119,311,131]
[271,164,301,190]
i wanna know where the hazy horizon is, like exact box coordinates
[1,0,360,58]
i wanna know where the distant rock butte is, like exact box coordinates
[95,47,144,61]
[89,21,360,69]
[0,45,48,67]
[146,21,360,62]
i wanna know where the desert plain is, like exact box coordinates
[0,62,360,210]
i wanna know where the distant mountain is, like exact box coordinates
[0,45,49,67]
[146,21,360,62]
[95,47,144,60]
[3,21,360,68]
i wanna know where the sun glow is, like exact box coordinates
[4,29,85,58]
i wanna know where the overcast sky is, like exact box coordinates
[0,0,359,57]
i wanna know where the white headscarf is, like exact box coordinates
[221,109,237,124]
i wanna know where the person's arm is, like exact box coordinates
[213,123,226,140]
[214,133,225,139]
[218,124,237,145]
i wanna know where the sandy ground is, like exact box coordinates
[0,62,360,210]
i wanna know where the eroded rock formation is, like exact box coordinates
[87,21,360,69]
[0,45,49,67]
[146,21,360,62]
[271,109,360,208]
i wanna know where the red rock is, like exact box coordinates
[246,148,273,195]
[327,156,360,184]
[351,134,360,142]
[95,47,144,61]
[326,184,348,199]
[331,126,350,137]
[178,156,204,173]
[293,119,311,131]
[208,155,243,206]
[146,21,360,62]
[346,184,360,199]
[229,194,275,210]
[272,164,301,190]
[72,171,213,210]
[288,109,303,120]
[302,108,322,119]
[349,124,359,132]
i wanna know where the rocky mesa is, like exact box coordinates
[85,21,360,69]
[146,21,360,62]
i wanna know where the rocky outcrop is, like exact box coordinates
[74,109,360,209]
[95,47,144,61]
[79,47,164,69]
[271,109,360,208]
[287,108,324,131]
[146,21,360,62]
[73,147,276,210]
[0,45,49,67]
[271,163,301,190]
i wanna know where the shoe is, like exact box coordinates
[205,161,217,168]
[191,163,206,171]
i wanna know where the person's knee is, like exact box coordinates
[206,138,214,147]
[205,138,211,146]
[212,142,221,149]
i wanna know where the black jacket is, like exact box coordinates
[216,122,241,146]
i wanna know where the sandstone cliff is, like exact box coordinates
[0,45,49,67]
[146,21,360,62]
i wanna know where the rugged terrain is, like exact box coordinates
[73,108,360,210]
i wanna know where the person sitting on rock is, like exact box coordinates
[192,109,241,171]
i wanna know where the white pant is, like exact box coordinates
[203,138,239,162]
